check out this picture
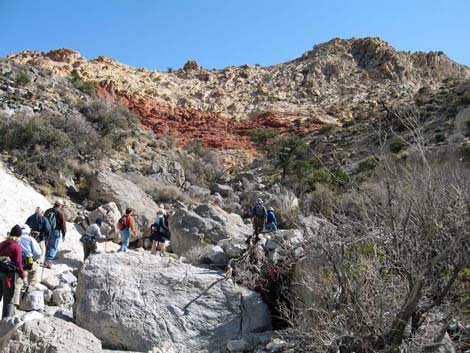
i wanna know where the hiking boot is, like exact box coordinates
[44,261,53,269]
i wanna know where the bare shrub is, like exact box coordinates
[290,107,470,352]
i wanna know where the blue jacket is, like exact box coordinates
[25,213,51,238]
[266,211,277,224]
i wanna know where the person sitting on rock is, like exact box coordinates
[150,211,168,256]
[25,206,51,244]
[81,218,108,260]
[44,200,67,269]
[117,208,137,253]
[265,207,278,233]
[250,198,267,242]
[14,224,42,306]
[0,225,26,318]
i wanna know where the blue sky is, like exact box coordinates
[1,0,469,70]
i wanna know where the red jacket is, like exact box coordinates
[0,239,25,278]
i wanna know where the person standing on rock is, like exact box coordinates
[150,210,168,256]
[44,200,67,269]
[25,206,51,244]
[14,224,42,306]
[81,218,108,260]
[0,225,26,318]
[251,198,267,242]
[265,207,278,233]
[117,208,137,253]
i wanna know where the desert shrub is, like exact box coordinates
[318,123,336,135]
[458,142,470,162]
[70,69,95,95]
[356,156,378,173]
[79,100,138,146]
[389,137,406,154]
[300,183,335,217]
[181,140,225,186]
[268,135,311,176]
[291,158,470,353]
[148,183,191,204]
[459,91,470,105]
[14,71,30,86]
[246,128,279,145]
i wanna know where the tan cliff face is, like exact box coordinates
[7,37,470,150]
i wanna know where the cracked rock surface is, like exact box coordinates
[74,252,271,352]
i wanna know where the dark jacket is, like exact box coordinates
[45,207,67,235]
[25,213,52,239]
[252,203,267,219]
[0,239,25,278]
[150,217,168,242]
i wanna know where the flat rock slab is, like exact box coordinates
[75,252,271,352]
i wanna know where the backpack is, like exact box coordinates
[253,203,266,218]
[45,209,58,230]
[117,215,129,230]
[0,256,17,275]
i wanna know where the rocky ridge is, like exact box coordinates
[8,37,470,150]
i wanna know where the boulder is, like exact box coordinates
[87,202,121,241]
[74,252,271,352]
[19,290,45,311]
[187,185,211,200]
[218,238,246,258]
[168,204,252,255]
[150,157,186,187]
[0,162,50,236]
[89,171,160,237]
[0,316,102,353]
[206,245,229,267]
[52,285,74,307]
[211,183,234,197]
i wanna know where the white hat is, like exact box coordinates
[19,224,31,236]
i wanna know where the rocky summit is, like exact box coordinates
[7,37,470,150]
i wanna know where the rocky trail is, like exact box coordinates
[0,162,300,353]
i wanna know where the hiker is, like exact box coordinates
[150,210,168,255]
[81,218,108,260]
[44,200,67,269]
[25,206,51,243]
[0,225,26,318]
[117,208,137,253]
[251,198,267,241]
[265,207,278,232]
[159,204,168,216]
[14,224,42,306]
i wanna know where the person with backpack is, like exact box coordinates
[14,224,42,306]
[150,210,168,256]
[117,208,137,253]
[44,200,67,268]
[0,225,26,318]
[81,218,108,260]
[251,198,267,242]
[265,207,278,232]
[25,207,51,243]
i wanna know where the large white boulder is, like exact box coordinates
[0,316,102,353]
[89,171,160,237]
[0,162,50,236]
[74,252,271,352]
[169,204,252,255]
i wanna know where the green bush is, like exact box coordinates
[356,156,378,174]
[14,71,30,86]
[70,69,96,96]
[246,128,279,145]
[268,135,311,176]
[460,91,470,105]
[389,137,406,154]
[318,124,337,135]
